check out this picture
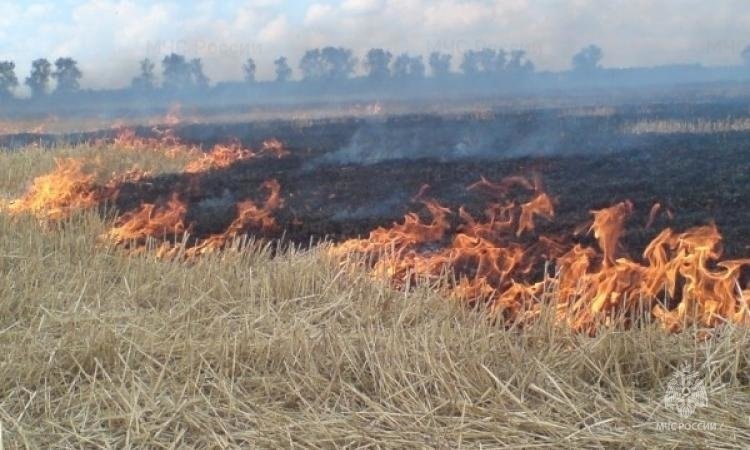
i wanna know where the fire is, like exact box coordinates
[112,127,199,159]
[183,180,282,258]
[99,179,282,259]
[183,139,287,174]
[5,129,748,335]
[260,138,289,158]
[2,158,110,220]
[184,142,255,173]
[104,194,188,248]
[332,175,750,333]
[4,130,288,262]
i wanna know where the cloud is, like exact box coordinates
[304,3,336,25]
[341,0,383,14]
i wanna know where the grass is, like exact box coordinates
[0,144,750,448]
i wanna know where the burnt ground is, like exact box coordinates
[4,102,750,260]
[111,131,750,260]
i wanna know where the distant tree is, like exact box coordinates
[429,52,452,77]
[25,58,52,98]
[274,57,292,82]
[190,58,209,89]
[299,49,325,80]
[572,45,603,72]
[243,57,257,83]
[475,48,499,73]
[460,49,505,76]
[161,53,207,90]
[742,46,750,66]
[323,46,357,80]
[52,57,83,94]
[161,53,192,90]
[0,61,18,99]
[460,49,486,76]
[392,54,425,79]
[364,48,392,80]
[131,58,156,91]
[300,47,356,81]
[460,48,534,77]
[506,50,535,74]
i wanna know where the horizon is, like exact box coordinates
[2,0,750,93]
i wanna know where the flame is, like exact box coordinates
[4,132,288,262]
[332,175,750,333]
[183,180,283,259]
[112,127,199,159]
[105,194,188,247]
[2,159,109,220]
[6,133,748,335]
[184,142,255,174]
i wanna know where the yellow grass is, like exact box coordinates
[0,144,749,448]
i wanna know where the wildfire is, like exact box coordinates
[182,180,282,259]
[332,175,750,333]
[2,158,111,220]
[5,128,749,334]
[112,127,200,159]
[105,194,188,247]
[183,139,286,174]
[4,129,288,261]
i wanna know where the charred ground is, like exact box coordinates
[109,127,750,261]
[5,100,750,258]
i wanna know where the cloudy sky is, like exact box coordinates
[1,0,749,90]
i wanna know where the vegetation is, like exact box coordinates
[0,142,749,448]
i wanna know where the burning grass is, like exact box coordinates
[1,140,750,447]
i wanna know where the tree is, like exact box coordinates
[25,58,52,98]
[392,54,425,79]
[506,50,534,74]
[300,47,356,81]
[460,48,534,77]
[0,61,18,99]
[52,58,83,94]
[243,57,257,83]
[429,52,451,78]
[190,58,209,89]
[572,45,603,72]
[274,57,292,82]
[161,53,208,90]
[460,49,503,76]
[323,47,356,80]
[364,48,392,80]
[742,46,750,66]
[131,58,156,91]
[460,49,486,76]
[299,49,325,80]
[162,53,192,90]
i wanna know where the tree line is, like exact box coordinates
[2,44,750,100]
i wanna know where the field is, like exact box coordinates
[1,103,750,447]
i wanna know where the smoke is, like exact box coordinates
[311,110,627,166]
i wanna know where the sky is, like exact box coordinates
[1,0,749,90]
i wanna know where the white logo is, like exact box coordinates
[664,362,708,418]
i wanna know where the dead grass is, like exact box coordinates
[0,144,749,448]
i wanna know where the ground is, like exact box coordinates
[1,111,750,447]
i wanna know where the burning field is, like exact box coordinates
[3,125,749,334]
[1,123,750,447]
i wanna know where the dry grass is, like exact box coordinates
[0,144,749,448]
[624,117,750,135]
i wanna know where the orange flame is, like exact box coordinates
[112,127,200,159]
[3,159,108,220]
[105,194,188,247]
[332,176,750,333]
[183,180,283,258]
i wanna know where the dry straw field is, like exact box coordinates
[0,143,749,448]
